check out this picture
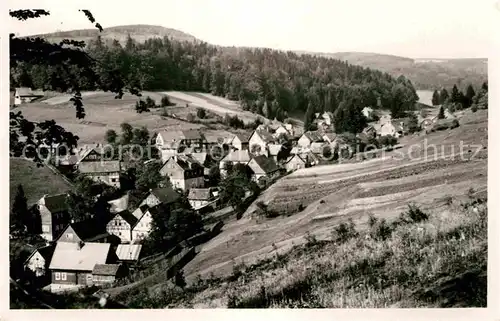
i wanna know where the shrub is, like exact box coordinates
[471,105,478,113]
[160,95,172,107]
[370,218,393,241]
[444,196,453,206]
[186,113,195,122]
[145,96,156,108]
[304,232,318,246]
[398,203,429,224]
[367,213,378,228]
[467,187,476,198]
[196,108,206,119]
[332,218,358,243]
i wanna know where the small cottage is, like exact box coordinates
[248,130,276,157]
[188,188,219,211]
[106,210,139,243]
[24,245,55,278]
[297,131,324,148]
[56,219,113,244]
[231,133,250,150]
[92,264,126,286]
[78,161,121,188]
[138,186,180,209]
[14,87,44,105]
[219,150,252,177]
[159,155,205,191]
[284,154,308,172]
[247,155,281,184]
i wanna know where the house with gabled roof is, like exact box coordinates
[249,130,276,157]
[92,264,127,286]
[78,160,121,188]
[188,187,219,211]
[159,155,205,191]
[48,242,116,292]
[297,131,324,148]
[267,144,283,162]
[130,204,163,242]
[284,154,308,172]
[37,194,71,242]
[156,130,206,162]
[106,210,139,243]
[219,149,252,177]
[138,186,180,209]
[56,219,114,244]
[14,87,44,105]
[231,133,250,150]
[24,245,55,278]
[115,244,143,264]
[248,155,281,184]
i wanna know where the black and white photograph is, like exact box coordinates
[4,0,495,313]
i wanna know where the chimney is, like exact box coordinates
[77,240,84,250]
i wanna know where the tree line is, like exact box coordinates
[431,82,488,111]
[11,33,419,129]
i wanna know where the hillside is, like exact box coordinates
[9,158,72,207]
[301,51,487,90]
[31,24,200,45]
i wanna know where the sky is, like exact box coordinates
[5,0,497,58]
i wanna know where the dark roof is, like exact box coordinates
[78,161,121,173]
[249,155,280,174]
[92,264,121,276]
[255,130,276,143]
[40,194,68,213]
[188,188,213,200]
[68,219,109,242]
[16,87,44,97]
[116,210,138,227]
[174,155,203,171]
[150,187,180,204]
[24,245,55,265]
[158,129,204,142]
[303,131,324,143]
[233,133,250,144]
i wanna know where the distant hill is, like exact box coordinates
[298,51,487,90]
[31,24,200,45]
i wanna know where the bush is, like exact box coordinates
[304,232,318,246]
[332,218,358,243]
[160,95,172,107]
[196,108,206,119]
[398,203,429,224]
[370,218,393,241]
[471,105,478,113]
[186,113,195,122]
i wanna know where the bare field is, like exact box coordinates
[181,110,487,282]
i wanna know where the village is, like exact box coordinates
[11,85,462,298]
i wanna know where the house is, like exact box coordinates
[231,133,250,150]
[274,123,299,139]
[284,154,308,172]
[107,193,130,214]
[159,155,205,191]
[267,144,283,162]
[248,130,276,156]
[56,219,114,244]
[380,119,409,138]
[138,186,180,208]
[247,155,281,184]
[92,264,127,286]
[362,107,374,119]
[155,130,206,162]
[190,152,212,176]
[48,242,114,292]
[115,244,143,264]
[14,87,44,105]
[78,160,121,188]
[24,245,55,278]
[131,204,164,242]
[315,112,334,126]
[297,131,324,148]
[37,194,71,242]
[188,188,219,211]
[106,210,139,243]
[219,149,252,177]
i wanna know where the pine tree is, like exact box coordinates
[437,106,445,119]
[431,89,440,106]
[450,85,461,103]
[482,82,488,91]
[11,185,29,235]
[465,85,476,108]
[439,88,449,105]
[304,102,315,131]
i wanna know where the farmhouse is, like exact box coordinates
[56,219,114,244]
[36,193,71,242]
[284,154,308,172]
[249,130,276,157]
[297,131,324,148]
[14,87,44,105]
[188,188,219,211]
[159,155,205,191]
[138,186,180,209]
[231,133,250,150]
[267,144,283,162]
[24,245,55,278]
[78,160,121,188]
[48,242,115,292]
[219,150,252,177]
[248,155,281,184]
[115,244,143,265]
[131,205,164,242]
[380,120,409,138]
[106,210,139,243]
[156,130,206,162]
[92,264,126,286]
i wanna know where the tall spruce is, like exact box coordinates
[450,84,461,103]
[439,88,449,105]
[11,185,29,234]
[432,89,440,106]
[437,106,445,119]
[465,85,476,108]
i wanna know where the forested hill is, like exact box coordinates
[12,26,419,127]
[299,51,488,91]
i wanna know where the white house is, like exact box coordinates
[159,155,205,191]
[187,188,219,211]
[230,133,250,150]
[106,210,138,243]
[247,155,281,184]
[249,130,276,156]
[14,87,44,105]
[23,245,55,278]
[219,150,252,177]
[297,131,324,148]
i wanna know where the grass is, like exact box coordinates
[114,196,486,308]
[9,158,72,207]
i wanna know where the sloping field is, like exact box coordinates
[9,158,72,207]
[180,109,487,282]
[12,91,205,144]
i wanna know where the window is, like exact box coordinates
[111,178,117,182]
[55,272,61,280]
[61,272,67,281]
[66,233,73,240]
[118,232,122,236]
[42,225,49,233]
